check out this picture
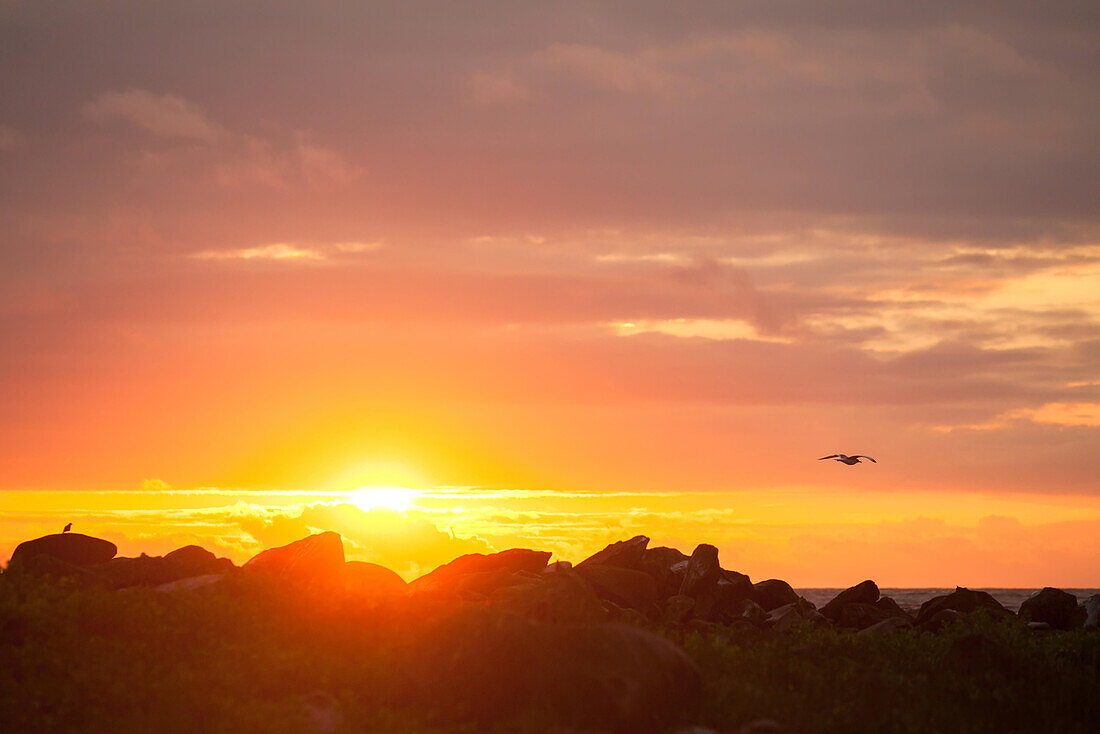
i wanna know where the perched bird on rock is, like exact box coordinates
[819,454,876,465]
[63,523,72,532]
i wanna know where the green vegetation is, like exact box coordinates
[2,572,1098,733]
[686,616,1100,733]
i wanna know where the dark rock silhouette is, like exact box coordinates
[243,531,345,584]
[1084,594,1100,629]
[858,615,913,635]
[916,587,1011,625]
[916,608,965,633]
[662,594,696,625]
[63,523,72,533]
[10,532,117,569]
[751,579,799,612]
[419,610,701,733]
[576,564,659,612]
[409,548,550,595]
[679,544,721,598]
[821,580,879,621]
[165,544,235,576]
[1018,587,1085,630]
[577,535,650,569]
[637,546,690,596]
[492,569,606,624]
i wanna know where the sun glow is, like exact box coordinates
[347,486,419,513]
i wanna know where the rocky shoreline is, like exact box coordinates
[5,530,1099,733]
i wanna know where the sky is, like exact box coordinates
[1,1,1098,585]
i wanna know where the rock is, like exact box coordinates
[492,571,606,624]
[915,587,1011,625]
[164,545,235,577]
[765,603,803,633]
[728,598,767,626]
[452,568,532,598]
[423,613,701,732]
[874,595,910,619]
[835,602,897,631]
[577,535,650,569]
[96,554,184,589]
[1084,594,1100,629]
[12,553,102,584]
[679,544,721,598]
[916,608,964,633]
[409,548,551,593]
[344,561,406,596]
[155,574,225,593]
[243,531,345,585]
[1027,621,1051,631]
[751,579,799,612]
[858,616,913,636]
[662,595,696,625]
[9,533,117,569]
[1018,587,1084,630]
[577,564,659,612]
[820,580,879,621]
[637,546,690,596]
[543,560,573,573]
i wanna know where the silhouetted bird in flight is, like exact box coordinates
[63,523,72,533]
[819,454,876,465]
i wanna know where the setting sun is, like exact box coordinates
[347,486,419,513]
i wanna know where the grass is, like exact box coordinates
[2,571,1098,733]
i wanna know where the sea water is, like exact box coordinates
[796,588,1100,613]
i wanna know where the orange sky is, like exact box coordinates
[1,2,1098,585]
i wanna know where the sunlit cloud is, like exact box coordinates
[191,243,326,261]
[936,402,1100,432]
[611,318,791,343]
[83,89,224,142]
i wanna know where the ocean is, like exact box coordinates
[796,588,1100,614]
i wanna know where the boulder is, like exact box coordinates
[637,546,690,596]
[543,560,573,573]
[765,603,803,633]
[835,602,896,631]
[874,595,910,619]
[11,553,101,584]
[243,531,345,584]
[9,533,117,569]
[751,579,799,612]
[422,614,701,732]
[164,545,235,577]
[679,544,721,598]
[96,554,185,589]
[820,580,879,621]
[916,608,964,633]
[727,598,767,626]
[858,616,912,636]
[492,571,606,624]
[1018,587,1085,630]
[452,568,532,598]
[344,561,407,596]
[662,595,696,625]
[155,574,225,593]
[409,548,551,594]
[577,564,659,612]
[915,587,1011,625]
[577,535,650,569]
[1084,594,1100,629]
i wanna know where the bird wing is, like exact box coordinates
[853,456,876,463]
[818,455,840,460]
